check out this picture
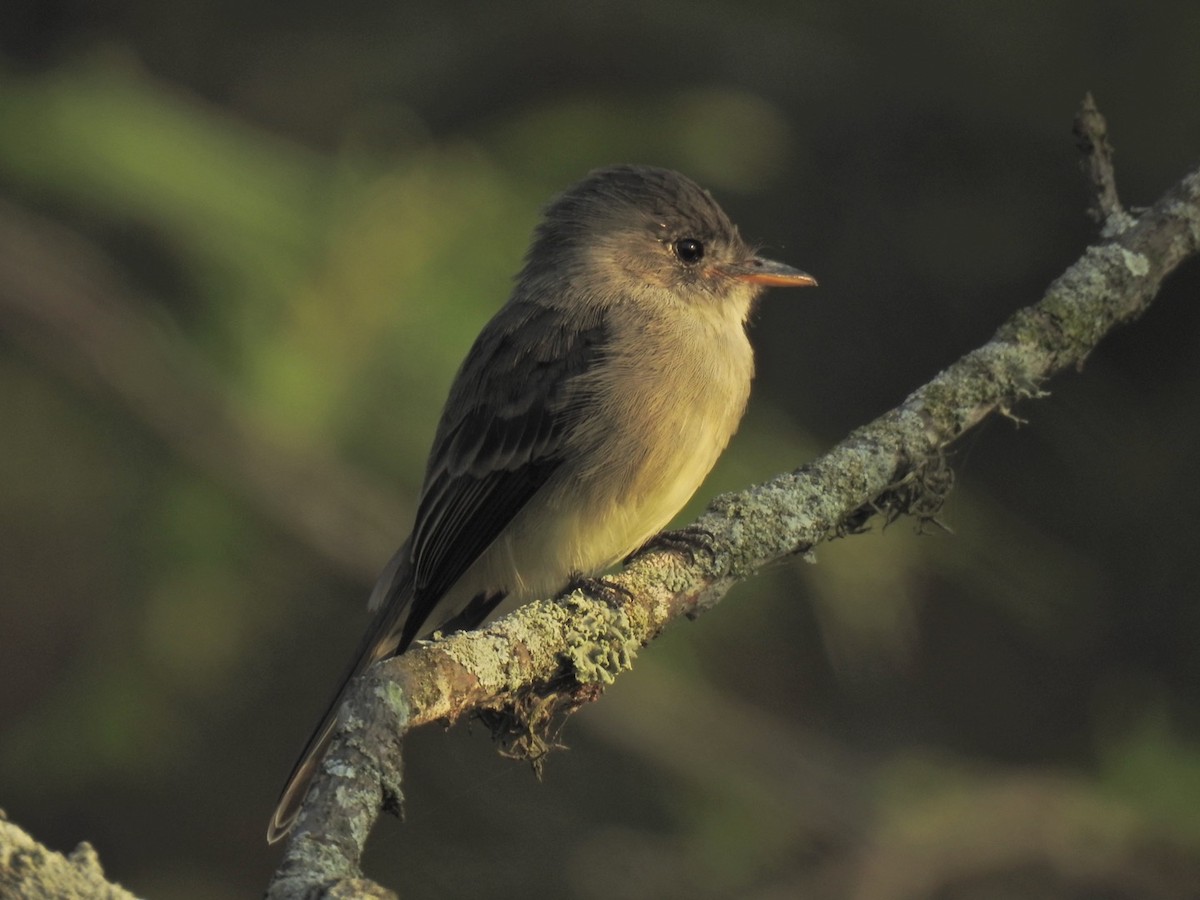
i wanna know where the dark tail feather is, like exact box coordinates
[267,551,414,843]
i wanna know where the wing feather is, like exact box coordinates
[378,298,609,643]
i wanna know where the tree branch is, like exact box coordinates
[266,117,1200,895]
[0,811,138,900]
[0,205,405,581]
[1073,91,1126,229]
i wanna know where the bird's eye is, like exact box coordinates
[672,238,705,265]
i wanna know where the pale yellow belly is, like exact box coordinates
[421,316,754,637]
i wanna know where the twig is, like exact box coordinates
[1073,92,1126,228]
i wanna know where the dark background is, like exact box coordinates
[1,2,1198,897]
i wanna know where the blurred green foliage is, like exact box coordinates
[1,2,1198,898]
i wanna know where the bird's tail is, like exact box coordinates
[267,548,414,843]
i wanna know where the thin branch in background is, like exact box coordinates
[0,203,405,581]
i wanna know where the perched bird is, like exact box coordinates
[268,164,816,842]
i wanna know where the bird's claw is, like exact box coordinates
[566,574,635,606]
[624,524,715,566]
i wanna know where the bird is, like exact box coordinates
[268,164,816,842]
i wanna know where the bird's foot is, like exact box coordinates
[624,524,715,566]
[566,574,635,606]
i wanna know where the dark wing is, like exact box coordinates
[387,297,609,647]
[270,298,610,843]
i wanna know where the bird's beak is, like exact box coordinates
[718,257,818,288]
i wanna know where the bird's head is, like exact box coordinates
[521,165,816,315]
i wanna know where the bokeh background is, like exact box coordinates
[2,1,1198,897]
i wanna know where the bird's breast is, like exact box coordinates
[558,303,755,563]
[440,301,756,622]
